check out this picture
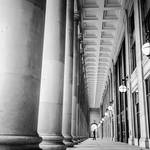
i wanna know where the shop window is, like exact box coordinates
[129,10,137,73]
[141,0,150,44]
[131,43,136,72]
[146,77,150,138]
[132,91,140,139]
[115,39,128,143]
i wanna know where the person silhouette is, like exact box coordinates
[93,129,96,140]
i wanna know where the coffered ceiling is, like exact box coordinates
[79,0,125,108]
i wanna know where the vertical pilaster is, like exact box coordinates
[71,12,79,143]
[62,0,74,147]
[124,9,135,145]
[0,0,46,149]
[38,0,66,149]
[110,71,114,141]
[112,61,118,142]
[134,0,149,148]
[110,116,113,140]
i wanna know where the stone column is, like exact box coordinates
[38,0,66,150]
[78,104,81,141]
[62,0,74,147]
[77,50,81,142]
[71,12,79,143]
[76,102,80,142]
[75,30,81,143]
[134,0,149,148]
[0,0,46,149]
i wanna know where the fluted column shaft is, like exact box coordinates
[71,12,79,143]
[62,0,74,147]
[0,0,46,149]
[38,0,66,150]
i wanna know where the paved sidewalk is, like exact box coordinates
[67,138,146,150]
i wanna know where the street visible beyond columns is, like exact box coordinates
[67,138,147,150]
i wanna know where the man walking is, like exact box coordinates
[93,129,96,140]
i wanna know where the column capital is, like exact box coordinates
[74,11,80,21]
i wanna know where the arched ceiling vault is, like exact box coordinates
[79,0,125,108]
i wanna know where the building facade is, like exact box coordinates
[99,0,150,148]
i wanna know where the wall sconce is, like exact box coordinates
[142,42,150,58]
[105,112,109,117]
[104,105,113,117]
[119,85,127,93]
[107,101,113,112]
[102,118,105,122]
[119,76,128,93]
[108,105,113,111]
[142,18,150,58]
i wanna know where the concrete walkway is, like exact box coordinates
[67,138,146,150]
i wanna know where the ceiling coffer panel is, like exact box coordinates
[104,0,122,7]
[84,30,98,38]
[83,0,99,8]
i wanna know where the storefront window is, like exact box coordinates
[145,77,150,138]
[115,39,128,143]
[132,91,140,140]
[129,9,137,73]
[141,0,150,44]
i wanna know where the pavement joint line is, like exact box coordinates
[66,138,149,150]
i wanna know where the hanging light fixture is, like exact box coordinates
[119,84,127,93]
[119,76,128,93]
[142,42,150,57]
[142,16,150,58]
[105,112,109,117]
[102,118,105,122]
[108,105,113,111]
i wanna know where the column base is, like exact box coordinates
[72,136,78,145]
[78,137,82,143]
[128,137,134,145]
[139,137,149,148]
[40,135,66,150]
[113,137,118,142]
[77,136,82,143]
[78,136,86,143]
[63,135,73,147]
[134,138,139,146]
[0,135,42,150]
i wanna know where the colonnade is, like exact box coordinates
[0,0,89,150]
